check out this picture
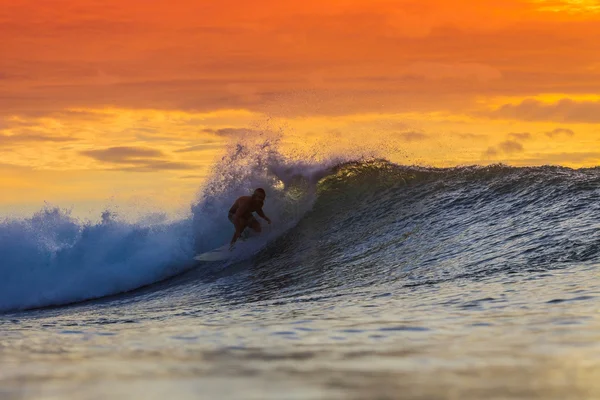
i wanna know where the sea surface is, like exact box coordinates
[1,151,600,399]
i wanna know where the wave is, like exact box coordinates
[0,208,196,312]
[247,160,600,301]
[0,137,342,312]
[1,138,598,313]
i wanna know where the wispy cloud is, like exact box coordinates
[202,128,259,136]
[486,99,600,123]
[485,140,525,157]
[545,128,575,137]
[507,132,532,141]
[533,0,600,14]
[178,174,207,180]
[81,146,165,164]
[118,161,197,172]
[0,133,75,145]
[80,146,196,171]
[455,132,488,140]
[174,143,223,153]
[516,151,600,165]
[404,62,502,82]
[398,131,429,142]
[2,0,600,118]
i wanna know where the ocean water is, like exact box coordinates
[1,146,600,399]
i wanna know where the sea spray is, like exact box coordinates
[0,133,353,311]
[0,206,195,312]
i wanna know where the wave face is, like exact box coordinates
[242,162,600,305]
[1,150,599,312]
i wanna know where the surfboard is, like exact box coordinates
[194,228,265,262]
[194,231,254,262]
[194,243,232,262]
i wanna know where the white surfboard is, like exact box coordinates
[194,243,232,262]
[194,227,268,262]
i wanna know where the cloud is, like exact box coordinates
[0,71,29,81]
[455,132,488,140]
[396,131,429,142]
[50,109,112,121]
[202,128,258,136]
[545,128,574,138]
[485,140,525,157]
[0,133,75,145]
[80,146,197,171]
[534,0,600,14]
[404,62,502,82]
[117,161,197,172]
[499,140,524,153]
[0,161,33,171]
[174,143,223,153]
[507,132,532,141]
[516,152,600,165]
[2,0,600,120]
[81,146,164,164]
[179,174,207,180]
[484,147,499,157]
[486,99,600,123]
[503,128,572,142]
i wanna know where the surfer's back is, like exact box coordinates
[229,196,255,215]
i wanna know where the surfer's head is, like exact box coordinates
[252,188,266,203]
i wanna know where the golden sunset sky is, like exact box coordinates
[1,0,599,215]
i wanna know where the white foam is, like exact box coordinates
[0,207,195,312]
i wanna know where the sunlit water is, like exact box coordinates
[2,266,599,399]
[1,160,599,399]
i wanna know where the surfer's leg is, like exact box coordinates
[230,215,248,244]
[248,216,262,233]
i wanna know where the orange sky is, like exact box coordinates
[1,0,600,215]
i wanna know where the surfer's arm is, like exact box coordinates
[256,209,271,224]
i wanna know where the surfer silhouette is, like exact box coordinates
[229,188,271,248]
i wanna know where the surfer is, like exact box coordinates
[229,188,272,247]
